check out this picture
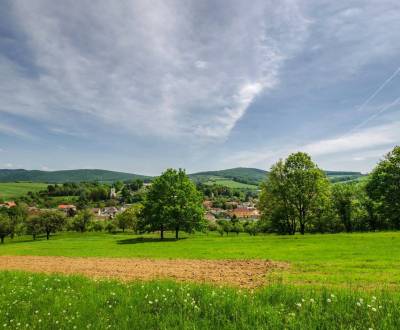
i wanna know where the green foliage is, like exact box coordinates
[141,169,205,239]
[0,213,11,243]
[26,210,66,240]
[70,209,93,232]
[366,146,400,229]
[115,204,143,232]
[260,152,330,235]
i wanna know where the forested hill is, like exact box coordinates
[0,167,364,185]
[0,169,151,183]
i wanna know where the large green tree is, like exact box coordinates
[141,169,204,239]
[260,152,330,235]
[366,146,400,229]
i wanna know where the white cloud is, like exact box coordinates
[0,0,309,140]
[223,121,400,170]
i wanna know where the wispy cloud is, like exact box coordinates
[224,121,400,170]
[0,122,35,140]
[0,0,309,140]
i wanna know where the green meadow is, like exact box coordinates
[0,182,48,199]
[0,271,399,329]
[1,231,400,288]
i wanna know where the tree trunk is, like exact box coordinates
[175,227,179,240]
[122,227,125,233]
[0,236,4,244]
[33,233,36,240]
[46,231,50,240]
[299,222,305,235]
[160,224,164,240]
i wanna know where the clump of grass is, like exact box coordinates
[0,271,399,329]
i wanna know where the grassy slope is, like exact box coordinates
[203,177,259,189]
[0,182,48,199]
[1,271,398,330]
[1,232,400,288]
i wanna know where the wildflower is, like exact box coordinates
[327,298,332,303]
[148,301,153,304]
[330,294,335,298]
[296,303,302,308]
[372,296,377,300]
[301,299,305,303]
[372,307,377,312]
[356,302,361,307]
[309,298,315,303]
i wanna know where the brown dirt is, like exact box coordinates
[0,256,288,288]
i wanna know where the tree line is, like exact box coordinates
[1,146,399,242]
[258,146,400,234]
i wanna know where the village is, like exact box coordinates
[1,185,261,226]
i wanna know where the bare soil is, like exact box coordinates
[0,256,287,288]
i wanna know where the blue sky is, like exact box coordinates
[0,0,399,175]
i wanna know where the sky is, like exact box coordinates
[0,0,399,175]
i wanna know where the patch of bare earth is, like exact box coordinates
[0,256,288,288]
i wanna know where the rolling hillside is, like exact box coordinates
[189,167,266,186]
[0,169,151,183]
[0,167,364,186]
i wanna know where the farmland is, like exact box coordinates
[1,232,400,329]
[0,182,47,199]
[1,231,400,288]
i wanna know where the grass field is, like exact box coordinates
[0,182,47,199]
[1,231,399,288]
[203,177,259,189]
[1,271,399,329]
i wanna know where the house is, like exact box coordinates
[102,206,119,218]
[203,200,213,209]
[92,208,101,216]
[58,204,77,214]
[228,207,260,219]
[0,201,16,208]
[205,211,216,222]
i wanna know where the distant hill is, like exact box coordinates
[189,167,266,186]
[0,169,151,183]
[0,168,364,186]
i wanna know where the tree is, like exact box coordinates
[116,204,143,233]
[7,204,28,239]
[259,160,296,235]
[41,210,66,240]
[332,184,355,232]
[140,169,204,239]
[0,214,11,244]
[71,209,93,232]
[259,152,330,235]
[366,146,400,229]
[25,216,43,240]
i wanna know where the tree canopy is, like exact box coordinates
[140,169,204,239]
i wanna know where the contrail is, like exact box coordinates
[348,95,400,134]
[355,66,400,112]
